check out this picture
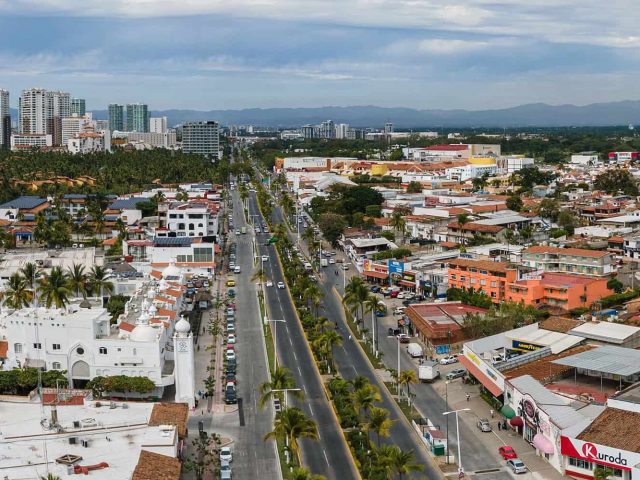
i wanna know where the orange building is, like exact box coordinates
[447,257,612,311]
[505,272,611,311]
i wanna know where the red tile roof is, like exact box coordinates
[425,144,469,151]
[448,257,510,273]
[447,222,505,234]
[524,245,610,258]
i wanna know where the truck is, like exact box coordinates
[320,258,328,267]
[240,227,247,234]
[407,343,423,358]
[418,361,440,382]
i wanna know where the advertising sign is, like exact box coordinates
[511,340,544,353]
[561,436,638,471]
[363,259,371,272]
[388,260,404,276]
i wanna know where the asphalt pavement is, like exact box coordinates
[248,192,358,480]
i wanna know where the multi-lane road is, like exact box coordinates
[247,191,359,480]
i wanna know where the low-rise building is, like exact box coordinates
[521,246,614,277]
[10,133,53,150]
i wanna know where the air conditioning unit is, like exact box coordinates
[68,437,78,445]
[73,421,80,428]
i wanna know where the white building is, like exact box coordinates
[335,123,349,139]
[113,130,177,149]
[150,116,168,134]
[62,113,94,145]
[570,153,600,166]
[498,155,535,174]
[10,133,53,150]
[163,202,218,238]
[67,131,109,154]
[445,163,498,181]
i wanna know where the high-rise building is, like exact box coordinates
[62,113,94,145]
[301,124,317,139]
[19,88,48,135]
[126,103,149,132]
[150,116,167,134]
[108,104,124,132]
[0,89,10,149]
[319,120,335,139]
[335,123,349,139]
[385,122,394,133]
[46,90,71,146]
[71,98,86,116]
[182,121,219,158]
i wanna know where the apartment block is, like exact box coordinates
[108,104,124,132]
[447,257,509,301]
[0,89,9,149]
[521,246,614,277]
[126,103,149,133]
[182,121,219,158]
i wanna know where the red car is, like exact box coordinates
[499,445,518,460]
[390,290,399,298]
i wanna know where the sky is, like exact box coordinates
[0,0,639,111]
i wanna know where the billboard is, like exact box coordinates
[561,436,638,471]
[511,340,544,353]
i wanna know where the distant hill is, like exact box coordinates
[11,100,640,128]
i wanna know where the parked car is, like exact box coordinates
[227,334,236,344]
[390,290,399,298]
[498,445,518,460]
[226,279,236,287]
[393,306,406,315]
[445,368,467,380]
[370,285,381,293]
[439,355,459,365]
[397,333,410,344]
[507,459,528,474]
[388,327,401,336]
[277,282,285,289]
[477,419,492,432]
[329,258,335,264]
[228,289,236,298]
[235,230,241,235]
[220,447,233,463]
[226,323,235,333]
[226,350,236,361]
[225,372,236,384]
[224,388,237,405]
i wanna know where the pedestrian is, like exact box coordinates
[503,420,508,430]
[490,409,495,418]
[497,421,501,431]
[466,393,470,402]
[348,334,352,341]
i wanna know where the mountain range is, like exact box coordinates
[10,100,640,128]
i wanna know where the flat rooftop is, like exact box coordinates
[553,345,640,377]
[570,321,640,343]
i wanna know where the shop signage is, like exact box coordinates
[560,437,637,471]
[402,272,416,283]
[389,260,404,276]
[363,259,371,271]
[512,340,544,352]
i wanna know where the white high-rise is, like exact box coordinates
[150,116,167,133]
[19,88,70,145]
[335,123,349,139]
[0,89,9,149]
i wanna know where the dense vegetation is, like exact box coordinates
[86,375,157,397]
[0,368,67,395]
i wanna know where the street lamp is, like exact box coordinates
[445,381,450,464]
[443,408,470,476]
[264,317,286,370]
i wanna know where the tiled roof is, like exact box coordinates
[524,245,610,258]
[0,196,48,210]
[148,402,189,438]
[577,407,640,453]
[131,450,181,480]
[118,322,135,332]
[503,344,594,384]
[447,222,504,233]
[448,257,510,273]
[540,316,582,333]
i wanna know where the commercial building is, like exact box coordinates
[71,97,86,115]
[522,246,614,277]
[182,121,219,158]
[497,155,535,174]
[126,103,150,133]
[150,116,168,133]
[0,89,9,149]
[568,322,640,349]
[113,130,177,149]
[108,103,124,132]
[10,133,53,150]
[62,113,94,145]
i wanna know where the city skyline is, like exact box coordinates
[0,1,638,110]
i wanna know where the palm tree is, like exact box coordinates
[353,384,381,420]
[367,407,394,447]
[2,272,32,309]
[40,474,62,480]
[387,447,423,479]
[38,266,71,308]
[398,369,418,406]
[20,262,38,291]
[303,283,323,315]
[315,329,343,374]
[389,210,407,244]
[88,266,114,305]
[264,407,318,464]
[343,277,369,331]
[259,366,303,408]
[456,213,469,245]
[364,293,381,351]
[291,467,326,480]
[67,263,88,298]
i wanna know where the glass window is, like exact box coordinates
[491,292,496,298]
[450,274,456,280]
[33,343,42,349]
[52,343,61,350]
[460,276,466,282]
[99,347,107,355]
[490,281,497,287]
[14,343,22,353]
[480,279,486,286]
[52,362,61,370]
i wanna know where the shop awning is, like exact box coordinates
[500,405,516,419]
[399,280,416,287]
[533,433,554,455]
[364,271,388,279]
[458,355,503,397]
[510,416,524,427]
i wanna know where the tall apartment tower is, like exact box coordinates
[126,103,149,132]
[71,98,86,116]
[19,88,48,134]
[108,104,124,132]
[47,90,71,146]
[0,90,10,149]
[150,116,167,133]
[319,120,335,139]
[182,121,219,158]
[384,122,394,133]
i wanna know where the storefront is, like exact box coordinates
[561,436,639,480]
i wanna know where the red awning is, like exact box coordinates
[510,416,524,427]
[364,271,388,279]
[458,355,503,397]
[399,280,416,287]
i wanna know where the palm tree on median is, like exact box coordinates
[367,407,395,447]
[364,292,382,351]
[314,329,343,374]
[259,366,303,408]
[398,369,418,407]
[264,407,318,465]
[291,467,326,480]
[353,384,381,421]
[343,277,369,331]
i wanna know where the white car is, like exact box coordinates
[277,282,285,289]
[266,280,273,287]
[329,258,335,264]
[261,255,269,262]
[440,355,459,365]
[220,447,233,463]
[225,350,236,361]
[227,334,236,344]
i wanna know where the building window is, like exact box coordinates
[491,292,496,298]
[52,343,61,350]
[470,278,476,284]
[490,281,497,287]
[14,343,22,354]
[480,279,486,286]
[480,270,487,275]
[52,362,61,370]
[460,276,466,282]
[99,347,108,355]
[450,274,456,280]
[189,223,195,230]
[76,347,85,355]
[33,343,42,349]
[568,457,592,470]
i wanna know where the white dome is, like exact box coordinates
[162,262,181,279]
[175,317,191,334]
[129,324,157,342]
